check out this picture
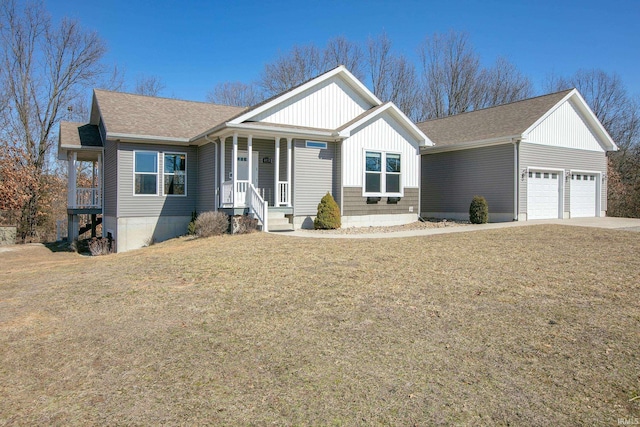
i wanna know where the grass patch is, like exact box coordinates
[1,225,639,425]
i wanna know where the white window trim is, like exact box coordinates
[362,149,404,197]
[133,150,159,196]
[163,152,188,197]
[306,140,327,149]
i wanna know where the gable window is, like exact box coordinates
[134,151,158,195]
[364,150,402,196]
[164,153,186,196]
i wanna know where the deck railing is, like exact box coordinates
[248,184,268,232]
[74,188,101,209]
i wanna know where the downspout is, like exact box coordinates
[205,135,218,211]
[513,139,520,221]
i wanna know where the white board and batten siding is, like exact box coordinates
[251,75,373,129]
[527,99,604,152]
[342,112,421,189]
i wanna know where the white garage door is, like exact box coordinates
[570,173,597,217]
[527,170,560,219]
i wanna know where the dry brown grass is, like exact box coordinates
[1,225,639,426]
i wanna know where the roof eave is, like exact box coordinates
[107,132,191,144]
[420,135,521,154]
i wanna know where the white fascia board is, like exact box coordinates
[338,103,432,146]
[420,136,519,154]
[228,66,382,125]
[208,123,339,141]
[522,89,618,152]
[107,132,190,144]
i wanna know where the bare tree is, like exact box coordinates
[418,31,481,119]
[206,81,263,107]
[324,36,364,80]
[134,74,165,96]
[475,57,533,109]
[0,0,106,239]
[259,44,324,96]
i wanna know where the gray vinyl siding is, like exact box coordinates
[197,142,216,213]
[103,139,118,217]
[117,142,197,217]
[519,142,607,214]
[222,136,277,205]
[293,140,338,216]
[343,187,419,216]
[421,144,515,216]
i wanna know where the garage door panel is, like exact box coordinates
[527,170,560,220]
[570,173,597,217]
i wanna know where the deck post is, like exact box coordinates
[67,152,77,208]
[274,137,280,206]
[286,137,292,207]
[91,214,97,238]
[219,136,226,200]
[232,132,238,207]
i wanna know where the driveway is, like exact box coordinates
[282,217,640,239]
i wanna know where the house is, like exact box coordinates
[58,66,431,252]
[418,89,618,222]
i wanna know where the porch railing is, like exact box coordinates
[235,180,249,206]
[221,181,233,206]
[74,188,102,209]
[277,181,289,206]
[248,184,268,232]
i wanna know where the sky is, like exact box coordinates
[47,0,640,103]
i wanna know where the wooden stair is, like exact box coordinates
[79,216,102,237]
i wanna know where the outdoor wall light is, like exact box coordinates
[521,168,527,180]
[565,171,571,181]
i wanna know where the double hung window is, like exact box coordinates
[364,151,402,195]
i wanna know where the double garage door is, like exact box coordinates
[527,170,598,219]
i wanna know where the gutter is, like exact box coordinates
[108,132,190,144]
[420,135,522,154]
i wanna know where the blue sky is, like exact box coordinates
[48,0,640,102]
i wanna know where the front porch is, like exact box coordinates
[218,133,293,231]
[66,150,103,240]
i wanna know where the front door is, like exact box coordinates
[237,151,259,187]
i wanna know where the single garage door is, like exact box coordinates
[527,170,560,219]
[570,173,597,217]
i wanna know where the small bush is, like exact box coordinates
[314,192,341,229]
[88,236,115,256]
[195,211,229,237]
[469,195,489,224]
[187,210,198,235]
[232,215,258,234]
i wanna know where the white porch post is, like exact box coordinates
[286,137,292,207]
[220,137,226,185]
[97,152,103,209]
[232,132,238,207]
[274,137,280,207]
[67,152,77,208]
[247,134,253,188]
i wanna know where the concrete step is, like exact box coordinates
[269,222,294,232]
[267,210,286,219]
[268,217,292,227]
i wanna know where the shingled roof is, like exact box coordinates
[93,89,246,141]
[417,89,573,147]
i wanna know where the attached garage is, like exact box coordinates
[570,172,599,217]
[419,89,618,222]
[527,170,561,219]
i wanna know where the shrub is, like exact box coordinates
[469,195,489,224]
[232,215,258,234]
[195,211,229,237]
[314,192,341,229]
[88,236,115,256]
[187,210,198,235]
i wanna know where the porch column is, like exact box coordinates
[274,137,280,206]
[219,137,225,185]
[98,152,103,209]
[67,152,77,208]
[232,132,238,207]
[286,138,292,207]
[247,134,253,189]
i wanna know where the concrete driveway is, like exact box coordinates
[282,217,640,239]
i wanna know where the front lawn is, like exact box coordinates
[1,225,638,425]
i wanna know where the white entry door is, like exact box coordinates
[527,170,561,219]
[237,151,259,187]
[570,173,598,217]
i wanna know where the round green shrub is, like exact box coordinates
[314,192,341,229]
[469,195,489,224]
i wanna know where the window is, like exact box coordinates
[134,151,158,195]
[364,151,402,195]
[544,172,549,179]
[164,153,186,195]
[306,140,327,149]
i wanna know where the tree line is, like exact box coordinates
[1,0,639,242]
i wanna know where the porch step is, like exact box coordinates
[266,209,293,231]
[268,222,294,232]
